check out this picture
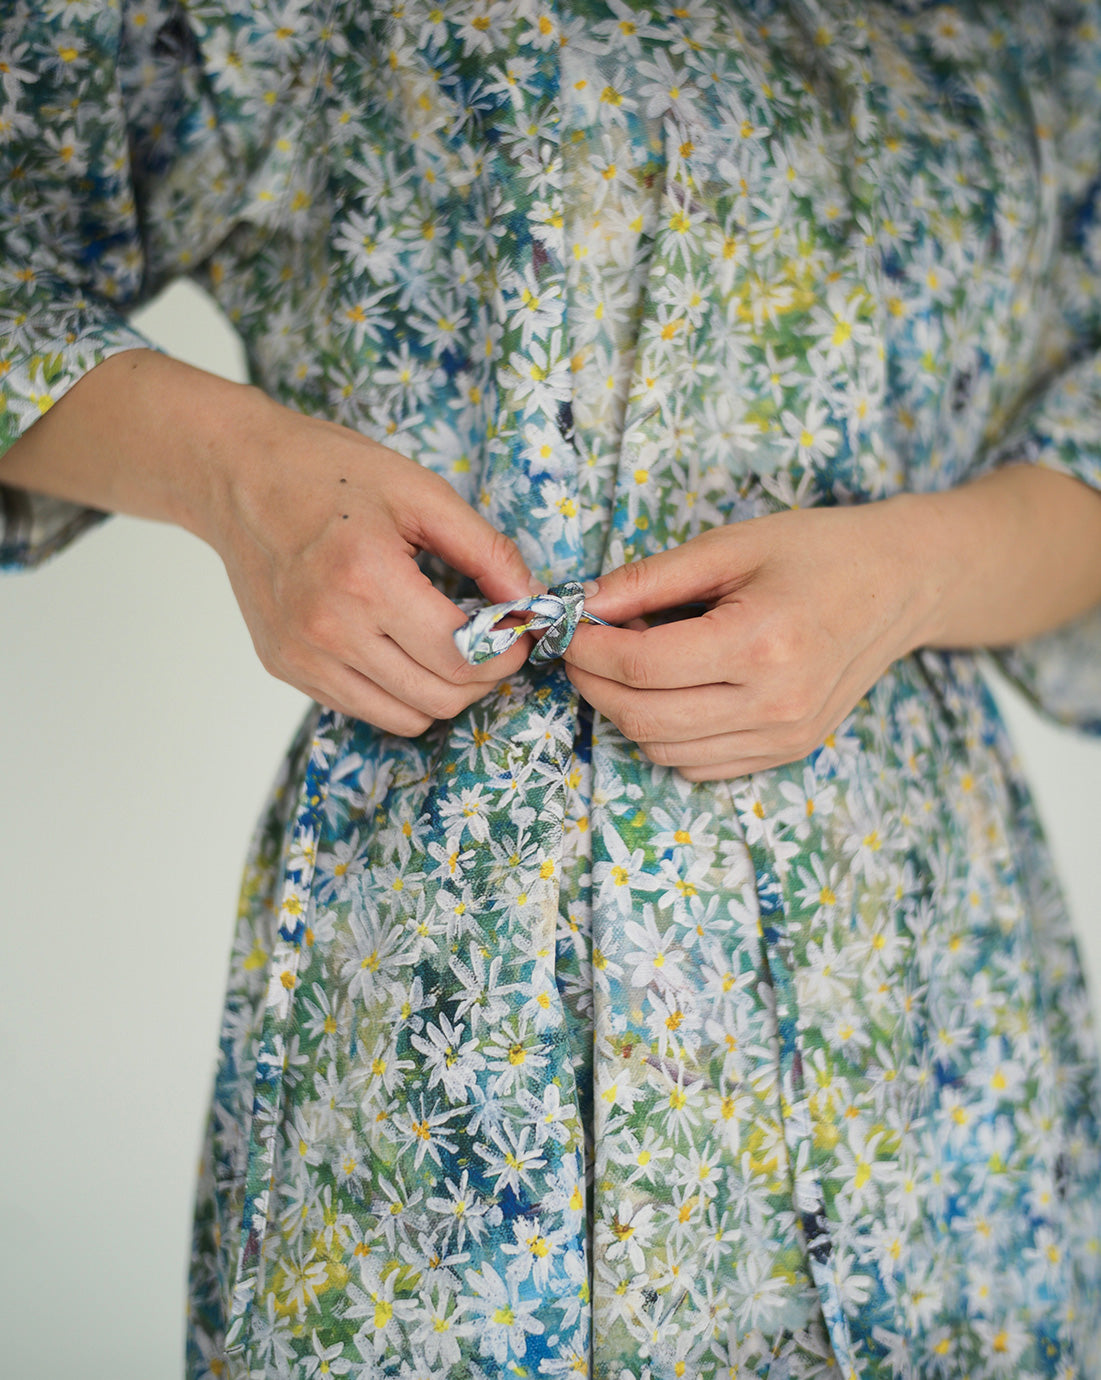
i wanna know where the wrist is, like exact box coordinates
[875,467,1101,653]
[113,352,272,549]
[858,490,951,657]
[0,348,267,548]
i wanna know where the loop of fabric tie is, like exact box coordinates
[453,578,610,665]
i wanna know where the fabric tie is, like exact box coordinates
[454,578,611,665]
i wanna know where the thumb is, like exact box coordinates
[584,539,722,624]
[405,477,535,603]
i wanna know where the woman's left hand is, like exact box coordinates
[563,500,934,781]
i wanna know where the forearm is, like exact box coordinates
[889,464,1101,653]
[0,349,264,546]
[7,363,1098,658]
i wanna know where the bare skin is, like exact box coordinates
[4,347,1101,775]
[0,349,537,736]
[565,469,1101,779]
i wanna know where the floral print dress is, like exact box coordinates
[4,2,1101,1376]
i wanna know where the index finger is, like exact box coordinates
[379,558,533,683]
[564,611,738,690]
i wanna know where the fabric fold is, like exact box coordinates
[454,580,610,665]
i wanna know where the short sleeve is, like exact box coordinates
[980,11,1101,734]
[0,1,159,569]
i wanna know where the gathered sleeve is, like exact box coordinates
[0,2,164,569]
[976,19,1101,736]
[983,354,1101,735]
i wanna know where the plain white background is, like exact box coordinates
[1,282,1099,1376]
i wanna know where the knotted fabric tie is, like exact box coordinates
[454,579,610,665]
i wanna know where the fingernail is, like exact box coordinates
[582,579,600,598]
[529,576,549,595]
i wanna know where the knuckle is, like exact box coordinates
[485,526,523,574]
[445,688,477,718]
[296,598,339,650]
[317,526,387,599]
[750,619,803,671]
[769,724,806,757]
[379,708,434,737]
[414,464,452,498]
[643,739,676,767]
[336,552,381,605]
[425,688,469,721]
[770,684,815,725]
[619,641,655,691]
[279,578,329,638]
[620,557,651,599]
[678,764,711,783]
[440,652,476,684]
[617,702,658,744]
[765,728,808,765]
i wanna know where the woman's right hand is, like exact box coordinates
[206,390,537,735]
[0,350,536,735]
